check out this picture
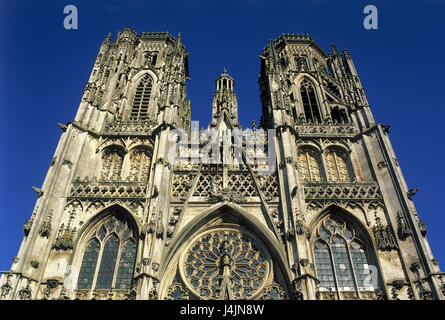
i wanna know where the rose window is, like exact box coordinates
[180,229,271,299]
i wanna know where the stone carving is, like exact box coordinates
[155,216,164,239]
[382,124,390,134]
[373,217,398,251]
[126,280,137,300]
[257,173,279,199]
[303,182,381,201]
[298,147,322,182]
[129,147,151,181]
[418,219,427,236]
[166,283,190,300]
[207,178,246,203]
[390,280,404,300]
[149,281,159,300]
[295,122,356,138]
[101,147,124,181]
[271,209,284,237]
[167,210,180,238]
[17,280,32,300]
[39,211,53,238]
[171,172,194,199]
[70,179,147,199]
[396,212,411,240]
[53,223,77,251]
[23,209,37,236]
[377,161,387,170]
[261,283,286,300]
[0,275,13,299]
[374,288,387,300]
[31,186,43,197]
[407,188,419,200]
[325,148,350,182]
[62,159,73,169]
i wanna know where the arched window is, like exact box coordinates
[101,147,124,181]
[330,106,348,124]
[295,55,309,71]
[77,213,137,290]
[300,79,321,123]
[313,215,378,298]
[129,147,151,181]
[164,226,288,300]
[297,147,322,182]
[130,74,153,120]
[151,52,158,66]
[324,148,351,182]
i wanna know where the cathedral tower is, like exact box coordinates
[0,30,443,300]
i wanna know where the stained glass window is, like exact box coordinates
[115,239,137,289]
[313,215,378,295]
[96,234,119,289]
[181,229,270,300]
[77,239,100,289]
[314,241,336,289]
[76,213,137,290]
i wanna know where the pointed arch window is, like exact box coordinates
[101,147,124,181]
[313,215,378,298]
[129,147,152,182]
[130,74,153,120]
[300,79,321,123]
[295,55,309,71]
[297,147,322,182]
[330,106,348,124]
[77,214,137,290]
[324,148,351,182]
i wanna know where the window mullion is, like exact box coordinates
[333,152,341,181]
[328,244,341,300]
[346,242,361,299]
[112,239,123,289]
[91,239,104,292]
[305,152,312,181]
[307,87,315,121]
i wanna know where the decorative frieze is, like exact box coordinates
[303,181,381,201]
[69,178,147,199]
[104,119,157,136]
[295,123,357,138]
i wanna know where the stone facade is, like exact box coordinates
[1,30,443,300]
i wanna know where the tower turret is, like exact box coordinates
[211,68,239,129]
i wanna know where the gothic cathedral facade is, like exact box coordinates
[1,29,443,300]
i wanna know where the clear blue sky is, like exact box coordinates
[0,0,444,271]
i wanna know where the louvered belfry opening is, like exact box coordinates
[130,74,152,120]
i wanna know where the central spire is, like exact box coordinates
[211,69,239,129]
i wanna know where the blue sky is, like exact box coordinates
[0,0,444,272]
